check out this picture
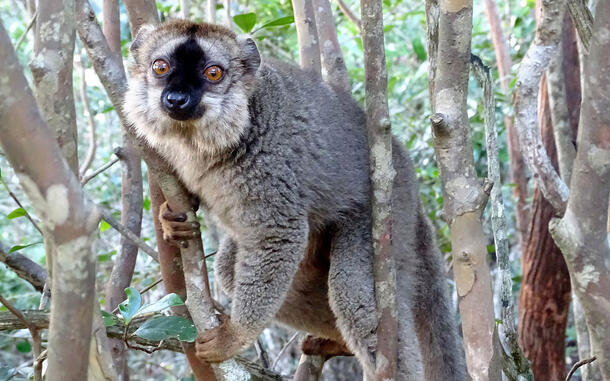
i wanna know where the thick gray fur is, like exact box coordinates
[125,20,467,380]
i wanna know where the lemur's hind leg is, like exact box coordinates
[327,214,423,380]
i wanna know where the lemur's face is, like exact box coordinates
[125,21,260,154]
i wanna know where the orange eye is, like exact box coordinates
[204,65,224,82]
[152,59,170,75]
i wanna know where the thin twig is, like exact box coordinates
[272,332,301,371]
[81,156,120,185]
[0,294,42,381]
[255,338,271,369]
[0,176,43,235]
[0,241,47,292]
[99,208,159,262]
[335,0,361,31]
[15,10,37,50]
[565,356,597,381]
[77,51,97,178]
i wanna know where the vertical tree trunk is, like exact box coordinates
[207,0,217,23]
[312,0,351,92]
[30,0,79,174]
[549,1,610,378]
[0,23,99,381]
[426,0,501,379]
[518,74,572,381]
[293,0,321,74]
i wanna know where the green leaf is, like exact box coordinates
[7,208,27,220]
[100,220,111,232]
[98,250,116,263]
[8,241,42,253]
[16,340,31,353]
[119,287,141,324]
[259,15,294,29]
[233,12,257,33]
[143,197,151,211]
[134,316,197,342]
[101,105,115,113]
[101,310,120,327]
[135,293,184,317]
[412,37,426,62]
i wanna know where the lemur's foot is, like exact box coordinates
[301,335,353,358]
[159,201,200,248]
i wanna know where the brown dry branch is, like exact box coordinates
[14,10,37,50]
[335,0,361,31]
[426,0,501,379]
[0,241,47,292]
[471,56,532,380]
[313,0,351,92]
[482,0,530,247]
[566,357,597,381]
[360,0,397,379]
[293,0,322,74]
[514,0,569,214]
[548,1,610,378]
[0,22,100,381]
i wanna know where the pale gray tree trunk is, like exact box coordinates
[0,22,99,381]
[313,0,350,92]
[548,1,610,378]
[293,0,321,74]
[426,0,502,380]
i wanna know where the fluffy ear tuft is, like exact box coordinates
[130,24,155,56]
[237,35,261,76]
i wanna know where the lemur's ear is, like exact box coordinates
[237,35,261,75]
[130,24,155,55]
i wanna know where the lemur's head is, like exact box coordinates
[125,20,261,154]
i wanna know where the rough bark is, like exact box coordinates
[549,1,610,378]
[293,0,322,74]
[573,297,603,381]
[30,0,79,174]
[482,0,530,247]
[426,0,502,379]
[360,0,397,379]
[518,75,572,381]
[514,0,569,214]
[471,57,532,379]
[0,22,99,381]
[313,0,350,92]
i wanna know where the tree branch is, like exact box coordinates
[0,241,47,292]
[567,0,593,52]
[335,0,361,31]
[81,156,120,185]
[360,0,398,379]
[293,0,322,74]
[99,208,159,262]
[514,0,569,214]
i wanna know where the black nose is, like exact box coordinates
[163,91,191,111]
